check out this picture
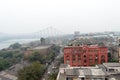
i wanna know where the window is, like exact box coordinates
[72,55,76,64]
[73,60,76,63]
[84,65,87,66]
[95,59,98,64]
[101,55,105,59]
[78,60,81,63]
[84,55,86,58]
[84,60,87,63]
[89,60,93,66]
[89,55,92,59]
[101,59,105,63]
[101,55,105,63]
[81,78,84,80]
[66,77,73,80]
[94,50,98,53]
[78,55,81,60]
[90,50,93,52]
[88,50,90,52]
[72,55,76,60]
[83,50,86,53]
[109,69,115,72]
[89,59,93,63]
[66,60,70,64]
[105,78,108,80]
[66,56,70,59]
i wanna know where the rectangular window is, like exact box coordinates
[89,59,93,63]
[78,60,81,63]
[72,55,76,60]
[78,55,81,60]
[89,55,92,59]
[66,77,73,80]
[72,60,76,63]
[109,69,115,72]
[66,60,70,64]
[95,60,98,64]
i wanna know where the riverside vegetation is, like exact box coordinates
[0,42,61,80]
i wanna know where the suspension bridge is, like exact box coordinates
[32,27,65,38]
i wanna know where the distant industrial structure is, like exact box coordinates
[64,45,108,67]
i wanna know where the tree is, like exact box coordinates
[0,51,13,58]
[9,43,22,49]
[27,45,61,64]
[40,37,46,45]
[98,42,105,47]
[0,58,9,71]
[48,73,58,80]
[28,52,46,64]
[18,61,46,80]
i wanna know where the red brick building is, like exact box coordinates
[64,45,108,67]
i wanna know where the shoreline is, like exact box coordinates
[0,38,39,50]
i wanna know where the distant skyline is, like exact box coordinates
[0,0,120,34]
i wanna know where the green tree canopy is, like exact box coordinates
[18,61,46,80]
[0,58,9,71]
[9,43,22,49]
[48,72,58,80]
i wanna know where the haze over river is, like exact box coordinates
[0,39,39,49]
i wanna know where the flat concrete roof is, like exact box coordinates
[103,63,120,67]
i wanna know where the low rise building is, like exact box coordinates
[98,63,120,80]
[57,64,107,80]
[64,45,108,67]
[57,63,120,80]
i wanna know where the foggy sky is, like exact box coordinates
[0,0,120,34]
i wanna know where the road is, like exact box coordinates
[42,47,63,80]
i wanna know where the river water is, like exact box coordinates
[0,39,39,49]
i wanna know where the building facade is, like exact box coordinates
[64,45,108,67]
[118,47,120,63]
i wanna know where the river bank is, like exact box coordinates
[0,38,39,49]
